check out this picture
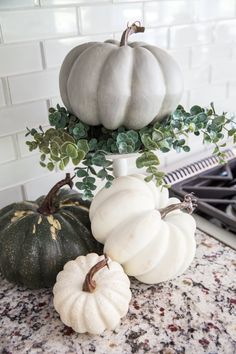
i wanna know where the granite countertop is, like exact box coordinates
[0,230,236,354]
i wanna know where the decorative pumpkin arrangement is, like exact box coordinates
[0,173,102,289]
[53,253,131,334]
[90,174,197,284]
[26,23,234,198]
[59,22,183,130]
[20,20,233,335]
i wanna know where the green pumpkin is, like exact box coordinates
[0,174,103,289]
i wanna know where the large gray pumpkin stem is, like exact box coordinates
[83,254,109,293]
[120,21,145,47]
[37,173,75,215]
[159,194,197,219]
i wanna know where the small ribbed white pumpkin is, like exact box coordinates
[53,253,131,334]
[89,175,197,284]
[59,22,183,130]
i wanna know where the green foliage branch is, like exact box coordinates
[26,103,236,199]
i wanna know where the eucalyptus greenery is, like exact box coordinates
[26,103,236,199]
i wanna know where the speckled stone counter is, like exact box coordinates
[0,230,236,354]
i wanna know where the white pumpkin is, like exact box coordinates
[59,22,183,130]
[53,253,131,334]
[89,175,197,284]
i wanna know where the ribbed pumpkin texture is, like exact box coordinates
[59,23,183,130]
[90,174,196,284]
[53,253,132,334]
[0,174,102,289]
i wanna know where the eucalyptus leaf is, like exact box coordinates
[144,175,153,182]
[77,139,89,154]
[105,181,112,188]
[27,102,233,199]
[190,105,203,115]
[76,169,88,177]
[84,176,96,184]
[40,154,46,161]
[76,182,85,190]
[106,174,114,181]
[97,169,107,179]
[47,162,54,171]
[66,143,78,159]
[136,152,160,168]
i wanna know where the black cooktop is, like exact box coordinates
[169,157,236,233]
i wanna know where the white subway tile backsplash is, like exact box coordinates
[114,27,168,48]
[189,84,227,107]
[144,1,197,27]
[0,80,5,107]
[214,19,236,43]
[210,98,236,115]
[191,44,232,68]
[0,101,48,136]
[0,0,36,9]
[0,136,16,164]
[183,66,210,90]
[0,155,50,190]
[211,60,236,83]
[79,4,143,35]
[0,42,42,77]
[8,69,60,104]
[23,171,68,200]
[0,186,23,209]
[44,34,112,68]
[179,90,189,108]
[41,0,109,4]
[231,44,236,59]
[114,0,149,2]
[198,0,235,21]
[130,27,168,48]
[50,96,64,107]
[0,8,77,43]
[17,130,38,158]
[170,23,213,48]
[17,124,51,158]
[229,81,236,98]
[168,48,190,70]
[185,133,206,155]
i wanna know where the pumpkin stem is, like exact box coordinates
[83,254,109,293]
[120,21,145,47]
[159,194,197,219]
[37,173,75,215]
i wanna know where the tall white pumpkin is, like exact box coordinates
[59,22,183,130]
[89,174,197,284]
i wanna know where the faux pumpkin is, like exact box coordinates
[89,174,197,284]
[0,174,102,289]
[59,22,183,130]
[53,253,131,334]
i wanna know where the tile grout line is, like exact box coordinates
[39,41,47,70]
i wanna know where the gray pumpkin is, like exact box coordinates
[59,22,183,130]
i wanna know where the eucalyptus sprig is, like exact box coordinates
[26,103,236,199]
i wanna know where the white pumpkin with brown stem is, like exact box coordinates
[53,253,131,334]
[59,22,183,130]
[89,175,197,284]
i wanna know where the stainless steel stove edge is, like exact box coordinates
[164,146,236,185]
[194,214,236,250]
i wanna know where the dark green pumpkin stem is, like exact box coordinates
[159,194,197,219]
[120,21,145,47]
[83,254,109,293]
[37,173,75,215]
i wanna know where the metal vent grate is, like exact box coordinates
[164,148,236,185]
